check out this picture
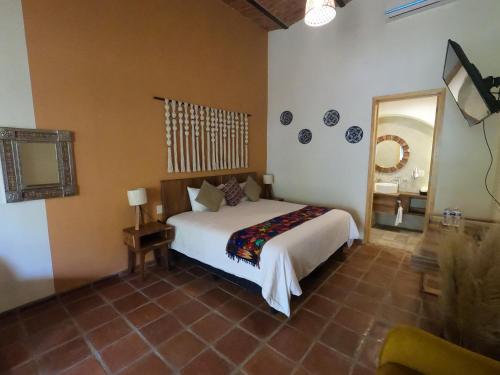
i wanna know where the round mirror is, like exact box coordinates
[376,140,402,168]
[375,135,409,173]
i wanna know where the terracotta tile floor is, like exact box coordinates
[0,243,441,374]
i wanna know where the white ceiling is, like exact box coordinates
[378,96,438,126]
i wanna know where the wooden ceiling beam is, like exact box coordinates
[223,0,353,31]
[245,0,289,29]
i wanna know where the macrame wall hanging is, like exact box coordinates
[155,96,250,173]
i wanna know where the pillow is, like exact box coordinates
[187,187,208,212]
[221,177,245,206]
[216,185,228,206]
[240,182,248,202]
[219,183,246,204]
[220,182,246,191]
[244,176,261,202]
[195,180,225,212]
[188,185,225,212]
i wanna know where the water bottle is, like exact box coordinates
[454,209,463,227]
[443,208,451,226]
[449,210,456,227]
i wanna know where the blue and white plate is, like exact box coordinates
[298,129,312,144]
[323,110,340,127]
[280,111,293,126]
[345,126,363,144]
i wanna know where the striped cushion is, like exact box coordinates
[222,177,245,206]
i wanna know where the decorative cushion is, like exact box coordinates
[219,183,246,203]
[244,176,261,202]
[221,177,245,206]
[194,181,225,212]
[216,185,227,207]
[189,186,225,211]
[187,187,208,212]
[240,182,248,202]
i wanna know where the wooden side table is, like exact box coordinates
[123,222,174,280]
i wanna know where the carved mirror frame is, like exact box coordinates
[375,134,410,173]
[0,127,78,203]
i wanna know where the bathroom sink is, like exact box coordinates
[375,182,399,194]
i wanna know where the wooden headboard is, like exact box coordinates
[160,172,258,219]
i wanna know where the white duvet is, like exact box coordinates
[167,199,359,316]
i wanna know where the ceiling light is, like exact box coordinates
[304,0,337,27]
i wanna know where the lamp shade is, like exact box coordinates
[305,0,336,27]
[263,174,274,185]
[127,188,147,206]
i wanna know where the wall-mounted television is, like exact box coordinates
[443,39,499,126]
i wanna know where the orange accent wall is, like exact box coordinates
[22,0,268,292]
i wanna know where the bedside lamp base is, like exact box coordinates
[134,206,144,230]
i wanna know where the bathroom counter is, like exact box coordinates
[373,191,426,198]
[373,191,427,215]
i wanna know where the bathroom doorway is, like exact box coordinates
[364,89,446,252]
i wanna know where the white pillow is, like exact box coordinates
[216,185,227,207]
[187,187,208,212]
[188,186,226,212]
[239,182,248,202]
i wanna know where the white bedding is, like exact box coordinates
[167,199,359,316]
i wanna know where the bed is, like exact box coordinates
[161,173,359,316]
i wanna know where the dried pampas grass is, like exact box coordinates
[439,227,500,360]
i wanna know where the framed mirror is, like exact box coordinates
[375,134,410,173]
[0,127,78,202]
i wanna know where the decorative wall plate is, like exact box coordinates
[345,126,363,144]
[280,111,293,126]
[298,129,312,144]
[323,110,340,127]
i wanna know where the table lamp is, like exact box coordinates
[127,188,147,230]
[263,174,274,199]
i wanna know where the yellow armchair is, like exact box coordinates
[377,326,500,375]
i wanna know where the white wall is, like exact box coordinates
[0,0,54,312]
[495,134,500,221]
[268,0,500,233]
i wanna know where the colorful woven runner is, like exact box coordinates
[226,205,331,267]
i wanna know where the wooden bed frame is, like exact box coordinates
[159,172,346,314]
[160,172,257,219]
[160,172,265,296]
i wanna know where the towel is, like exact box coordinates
[395,204,403,226]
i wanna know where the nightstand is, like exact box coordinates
[123,222,174,280]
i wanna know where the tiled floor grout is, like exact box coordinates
[0,243,441,375]
[92,280,174,374]
[58,299,113,375]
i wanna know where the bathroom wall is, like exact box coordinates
[375,95,437,193]
[373,108,434,231]
[0,0,55,312]
[374,115,433,231]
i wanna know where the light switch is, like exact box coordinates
[156,205,163,215]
